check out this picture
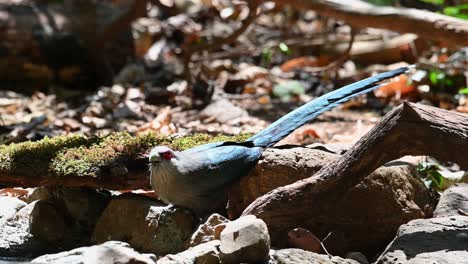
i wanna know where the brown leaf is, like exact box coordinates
[137,106,176,135]
[280,56,330,72]
[374,74,415,99]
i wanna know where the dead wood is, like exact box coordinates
[242,102,468,245]
[0,1,145,88]
[275,0,468,47]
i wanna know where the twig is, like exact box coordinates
[306,26,356,74]
[320,232,333,257]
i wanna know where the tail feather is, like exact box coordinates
[248,66,412,147]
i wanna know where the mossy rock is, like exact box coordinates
[0,132,251,179]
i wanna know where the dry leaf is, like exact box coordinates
[375,74,415,99]
[280,56,330,72]
[137,106,176,135]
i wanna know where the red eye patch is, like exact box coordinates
[160,151,174,160]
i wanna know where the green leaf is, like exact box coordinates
[459,87,468,94]
[273,81,305,102]
[428,170,444,189]
[279,42,291,55]
[443,4,468,20]
[420,0,444,5]
[261,48,272,66]
[429,70,445,85]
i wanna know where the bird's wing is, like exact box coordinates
[178,145,262,193]
[247,66,412,147]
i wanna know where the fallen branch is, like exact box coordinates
[193,33,420,66]
[307,26,356,73]
[242,102,468,244]
[275,0,468,47]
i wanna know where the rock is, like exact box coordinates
[31,241,157,264]
[158,240,221,264]
[0,201,52,257]
[92,193,196,255]
[287,228,322,253]
[227,148,337,218]
[28,186,110,235]
[200,99,248,124]
[30,200,66,243]
[26,186,110,247]
[269,248,359,264]
[0,196,26,224]
[229,147,436,256]
[345,252,369,264]
[321,231,347,257]
[219,215,270,264]
[27,187,53,203]
[47,187,110,234]
[189,213,229,247]
[315,164,435,255]
[377,216,468,263]
[433,183,468,217]
[0,192,104,258]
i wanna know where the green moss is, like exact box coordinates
[51,132,170,177]
[0,132,252,178]
[170,133,252,150]
[0,134,96,176]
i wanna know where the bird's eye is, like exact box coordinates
[160,151,174,160]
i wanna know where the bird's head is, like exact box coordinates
[149,146,176,163]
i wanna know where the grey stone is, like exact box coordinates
[0,201,51,257]
[29,200,65,243]
[377,216,468,263]
[345,252,369,264]
[92,193,196,255]
[269,248,359,264]
[31,241,157,264]
[27,186,110,237]
[189,213,229,247]
[0,196,26,225]
[434,183,468,217]
[27,187,52,203]
[200,99,248,124]
[219,215,270,264]
[158,240,221,264]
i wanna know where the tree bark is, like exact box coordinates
[0,1,145,89]
[242,102,468,244]
[275,0,468,47]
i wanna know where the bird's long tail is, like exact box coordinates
[247,66,413,147]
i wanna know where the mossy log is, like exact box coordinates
[0,133,250,189]
[243,102,468,245]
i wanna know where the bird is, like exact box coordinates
[149,66,412,215]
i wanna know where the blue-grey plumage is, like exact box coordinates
[149,65,412,214]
